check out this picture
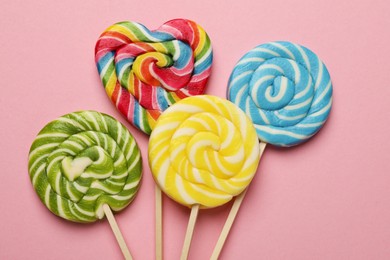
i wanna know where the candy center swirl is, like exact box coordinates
[61,146,113,182]
[149,96,260,208]
[248,58,315,127]
[170,113,245,181]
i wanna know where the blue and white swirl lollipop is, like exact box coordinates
[212,42,333,260]
[227,41,332,147]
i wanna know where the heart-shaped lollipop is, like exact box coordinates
[95,19,213,134]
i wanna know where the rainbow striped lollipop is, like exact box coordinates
[28,111,142,259]
[95,19,213,259]
[95,19,213,134]
[212,41,333,259]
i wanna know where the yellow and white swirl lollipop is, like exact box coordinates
[148,95,260,258]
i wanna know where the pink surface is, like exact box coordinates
[1,0,390,259]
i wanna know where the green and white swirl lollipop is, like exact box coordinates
[28,111,142,259]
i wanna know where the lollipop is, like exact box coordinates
[95,19,213,134]
[228,41,332,146]
[148,95,261,259]
[95,19,213,259]
[28,111,142,259]
[212,41,333,259]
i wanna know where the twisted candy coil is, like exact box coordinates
[28,111,142,223]
[228,41,333,147]
[95,19,213,134]
[148,95,260,208]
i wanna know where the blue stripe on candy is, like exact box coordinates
[173,41,192,69]
[116,58,134,74]
[133,100,140,129]
[97,52,115,75]
[157,87,169,110]
[194,51,212,75]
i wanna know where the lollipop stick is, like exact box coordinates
[180,204,200,260]
[155,185,163,260]
[211,142,267,260]
[103,204,133,260]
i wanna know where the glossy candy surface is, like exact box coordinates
[228,41,332,146]
[148,95,260,208]
[95,19,213,134]
[28,111,142,222]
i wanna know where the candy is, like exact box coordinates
[211,42,333,259]
[95,19,213,135]
[28,111,142,223]
[148,95,260,208]
[228,41,333,147]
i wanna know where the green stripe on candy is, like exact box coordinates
[161,41,176,66]
[120,67,131,91]
[195,35,212,62]
[166,92,176,106]
[140,108,152,134]
[28,111,142,223]
[102,61,115,89]
[120,22,155,42]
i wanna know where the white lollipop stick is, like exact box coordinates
[155,185,163,260]
[180,204,200,260]
[103,204,133,260]
[211,142,267,260]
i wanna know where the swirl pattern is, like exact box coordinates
[148,95,260,208]
[95,19,213,134]
[228,41,333,147]
[28,111,142,223]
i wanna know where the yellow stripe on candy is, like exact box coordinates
[170,92,181,103]
[106,24,139,42]
[146,112,157,130]
[194,27,207,57]
[105,72,118,97]
[126,71,135,95]
[151,42,169,54]
[148,95,260,208]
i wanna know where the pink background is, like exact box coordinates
[1,0,390,259]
